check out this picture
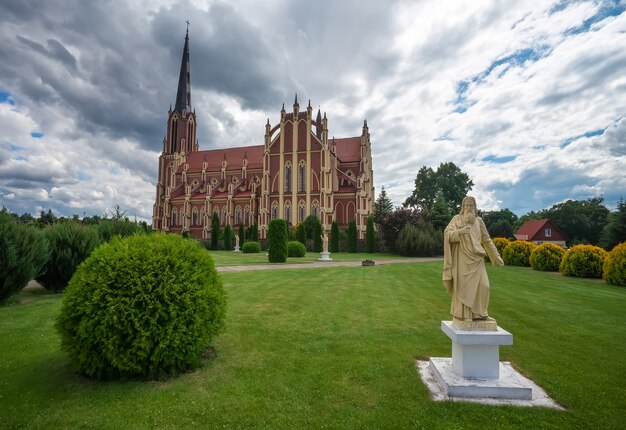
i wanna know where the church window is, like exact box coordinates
[298,200,305,223]
[284,201,292,224]
[298,160,306,192]
[192,207,199,226]
[245,206,251,226]
[222,207,228,225]
[285,161,292,193]
[171,207,178,226]
[235,206,242,226]
[271,201,279,220]
[312,200,319,218]
[201,208,205,225]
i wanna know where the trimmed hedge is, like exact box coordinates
[37,222,101,292]
[603,242,626,286]
[395,222,443,257]
[268,219,288,263]
[56,234,226,379]
[530,243,565,272]
[287,241,306,257]
[242,241,261,253]
[502,241,535,267]
[560,244,608,279]
[0,218,50,303]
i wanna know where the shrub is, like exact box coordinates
[268,219,288,263]
[492,237,511,257]
[295,222,307,246]
[97,219,142,242]
[502,241,535,267]
[238,224,245,246]
[331,221,339,253]
[211,212,220,250]
[247,223,259,242]
[242,241,261,253]
[395,222,443,257]
[287,241,306,257]
[530,243,565,272]
[560,244,608,279]
[37,222,101,292]
[313,221,323,253]
[223,224,233,251]
[603,242,626,286]
[347,221,358,253]
[365,216,375,253]
[0,217,50,303]
[56,234,226,379]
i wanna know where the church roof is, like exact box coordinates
[174,29,191,113]
[186,145,265,171]
[334,137,361,162]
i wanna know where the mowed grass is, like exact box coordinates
[1,262,625,429]
[207,250,411,266]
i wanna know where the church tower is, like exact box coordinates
[153,28,197,231]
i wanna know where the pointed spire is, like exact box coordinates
[308,99,311,108]
[281,103,285,112]
[294,93,298,105]
[316,108,322,123]
[363,119,368,128]
[174,27,191,113]
[267,118,270,126]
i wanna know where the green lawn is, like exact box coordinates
[206,250,414,266]
[1,262,625,429]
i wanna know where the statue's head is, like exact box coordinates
[460,196,477,224]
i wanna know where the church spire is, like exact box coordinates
[174,26,191,113]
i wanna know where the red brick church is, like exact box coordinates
[152,30,375,239]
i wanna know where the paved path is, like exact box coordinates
[216,257,442,272]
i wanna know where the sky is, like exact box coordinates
[0,0,625,222]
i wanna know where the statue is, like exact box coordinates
[322,233,329,254]
[442,196,504,326]
[235,234,239,248]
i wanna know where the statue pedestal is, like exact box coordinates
[233,246,240,252]
[429,321,532,400]
[318,252,333,261]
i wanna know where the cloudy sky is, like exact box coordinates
[1,0,625,221]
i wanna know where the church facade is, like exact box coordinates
[152,31,375,239]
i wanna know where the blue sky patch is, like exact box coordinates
[564,0,625,35]
[481,155,517,164]
[10,144,23,152]
[433,131,455,141]
[560,128,605,148]
[31,132,44,138]
[0,90,16,105]
[76,171,92,181]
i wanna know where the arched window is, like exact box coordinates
[298,160,306,192]
[171,207,178,226]
[192,207,199,226]
[312,200,319,218]
[170,117,178,152]
[271,201,279,220]
[235,206,242,226]
[284,201,292,224]
[200,207,205,225]
[222,207,228,225]
[298,200,306,223]
[244,206,250,226]
[284,161,292,193]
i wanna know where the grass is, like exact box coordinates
[1,263,625,429]
[206,250,414,266]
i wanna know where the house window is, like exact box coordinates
[545,228,552,237]
[298,160,306,192]
[284,161,292,193]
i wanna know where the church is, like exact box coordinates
[152,30,375,240]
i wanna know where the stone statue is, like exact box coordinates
[442,196,504,327]
[235,234,239,248]
[322,233,329,254]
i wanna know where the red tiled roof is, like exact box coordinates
[334,137,361,162]
[185,145,264,172]
[514,219,567,241]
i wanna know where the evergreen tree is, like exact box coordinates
[313,222,323,252]
[330,221,340,253]
[296,222,307,246]
[600,198,626,250]
[374,186,393,224]
[211,212,220,250]
[365,216,375,253]
[223,224,233,250]
[429,191,453,230]
[238,224,245,246]
[347,221,358,253]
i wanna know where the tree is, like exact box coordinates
[429,191,453,230]
[404,162,473,213]
[599,198,626,250]
[481,208,518,238]
[267,219,288,263]
[223,224,233,251]
[211,212,220,250]
[365,216,375,253]
[238,224,245,246]
[38,209,56,226]
[378,207,424,252]
[373,186,393,224]
[313,222,323,253]
[330,221,339,253]
[347,221,358,253]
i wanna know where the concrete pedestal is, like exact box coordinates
[318,252,333,261]
[428,321,532,400]
[233,246,240,252]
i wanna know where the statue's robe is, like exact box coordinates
[442,215,501,320]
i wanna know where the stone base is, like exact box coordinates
[318,252,333,261]
[428,358,532,400]
[233,246,240,252]
[453,316,498,331]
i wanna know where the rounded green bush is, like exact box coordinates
[603,242,626,286]
[37,222,101,292]
[530,243,565,272]
[560,244,608,279]
[492,237,511,257]
[242,241,261,253]
[502,241,535,267]
[268,219,288,263]
[56,233,226,379]
[287,241,306,257]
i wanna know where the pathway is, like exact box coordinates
[216,257,443,272]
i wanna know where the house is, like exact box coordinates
[151,29,375,239]
[514,219,568,247]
